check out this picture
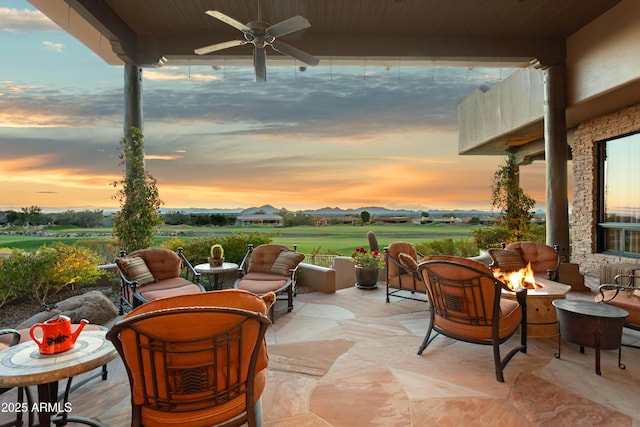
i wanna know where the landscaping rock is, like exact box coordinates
[16,290,118,329]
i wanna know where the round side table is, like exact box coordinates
[0,329,117,426]
[552,299,628,375]
[195,262,239,290]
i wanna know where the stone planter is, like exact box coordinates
[355,266,380,289]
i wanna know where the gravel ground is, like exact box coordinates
[1,283,120,330]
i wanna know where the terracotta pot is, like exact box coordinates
[208,257,224,267]
[355,266,379,289]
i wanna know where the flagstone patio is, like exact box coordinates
[1,284,639,426]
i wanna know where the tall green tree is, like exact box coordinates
[112,127,162,252]
[491,148,535,241]
[19,205,44,226]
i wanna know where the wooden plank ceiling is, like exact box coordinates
[50,0,622,68]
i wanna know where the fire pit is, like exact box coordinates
[495,264,572,337]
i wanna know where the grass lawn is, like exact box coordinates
[0,223,483,255]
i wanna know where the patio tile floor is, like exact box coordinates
[1,285,639,426]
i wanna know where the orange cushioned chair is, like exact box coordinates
[596,274,640,348]
[116,247,204,314]
[489,241,560,281]
[417,255,527,382]
[384,241,427,303]
[235,244,304,321]
[106,289,274,427]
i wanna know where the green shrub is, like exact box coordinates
[32,242,105,305]
[0,242,104,307]
[471,227,512,250]
[160,237,187,252]
[0,248,12,259]
[0,249,32,308]
[162,232,274,265]
[471,224,546,250]
[522,224,546,243]
[75,239,120,263]
[415,238,479,257]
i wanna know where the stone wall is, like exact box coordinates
[571,103,640,279]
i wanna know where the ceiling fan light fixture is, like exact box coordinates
[194,8,318,82]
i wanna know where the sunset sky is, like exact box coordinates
[0,1,550,213]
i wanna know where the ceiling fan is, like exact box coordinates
[194,3,319,82]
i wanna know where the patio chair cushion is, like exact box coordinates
[595,290,640,326]
[245,244,289,274]
[420,255,524,339]
[398,252,419,272]
[135,277,203,301]
[504,242,559,276]
[123,289,275,388]
[434,298,522,340]
[116,256,155,285]
[387,242,418,277]
[128,248,183,281]
[388,272,426,290]
[237,272,290,294]
[117,290,273,426]
[488,249,526,272]
[270,251,305,276]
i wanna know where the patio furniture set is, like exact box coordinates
[1,240,638,425]
[384,240,639,380]
[115,244,304,321]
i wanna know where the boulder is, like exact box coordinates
[17,290,118,329]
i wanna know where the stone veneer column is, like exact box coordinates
[571,104,640,278]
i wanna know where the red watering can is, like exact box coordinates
[30,315,89,355]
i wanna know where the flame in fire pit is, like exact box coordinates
[493,262,540,290]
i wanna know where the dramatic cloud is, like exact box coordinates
[1,3,554,212]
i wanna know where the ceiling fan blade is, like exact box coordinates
[266,15,311,38]
[271,40,319,66]
[194,39,246,55]
[205,10,251,32]
[254,47,267,83]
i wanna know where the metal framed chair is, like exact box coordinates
[417,255,528,382]
[107,290,273,427]
[116,247,204,314]
[596,274,640,348]
[489,241,560,281]
[235,244,304,321]
[384,242,426,302]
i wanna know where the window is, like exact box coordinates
[598,133,640,256]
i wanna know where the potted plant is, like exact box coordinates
[351,247,384,289]
[208,244,225,267]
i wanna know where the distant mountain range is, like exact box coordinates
[4,204,546,216]
[158,204,527,217]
